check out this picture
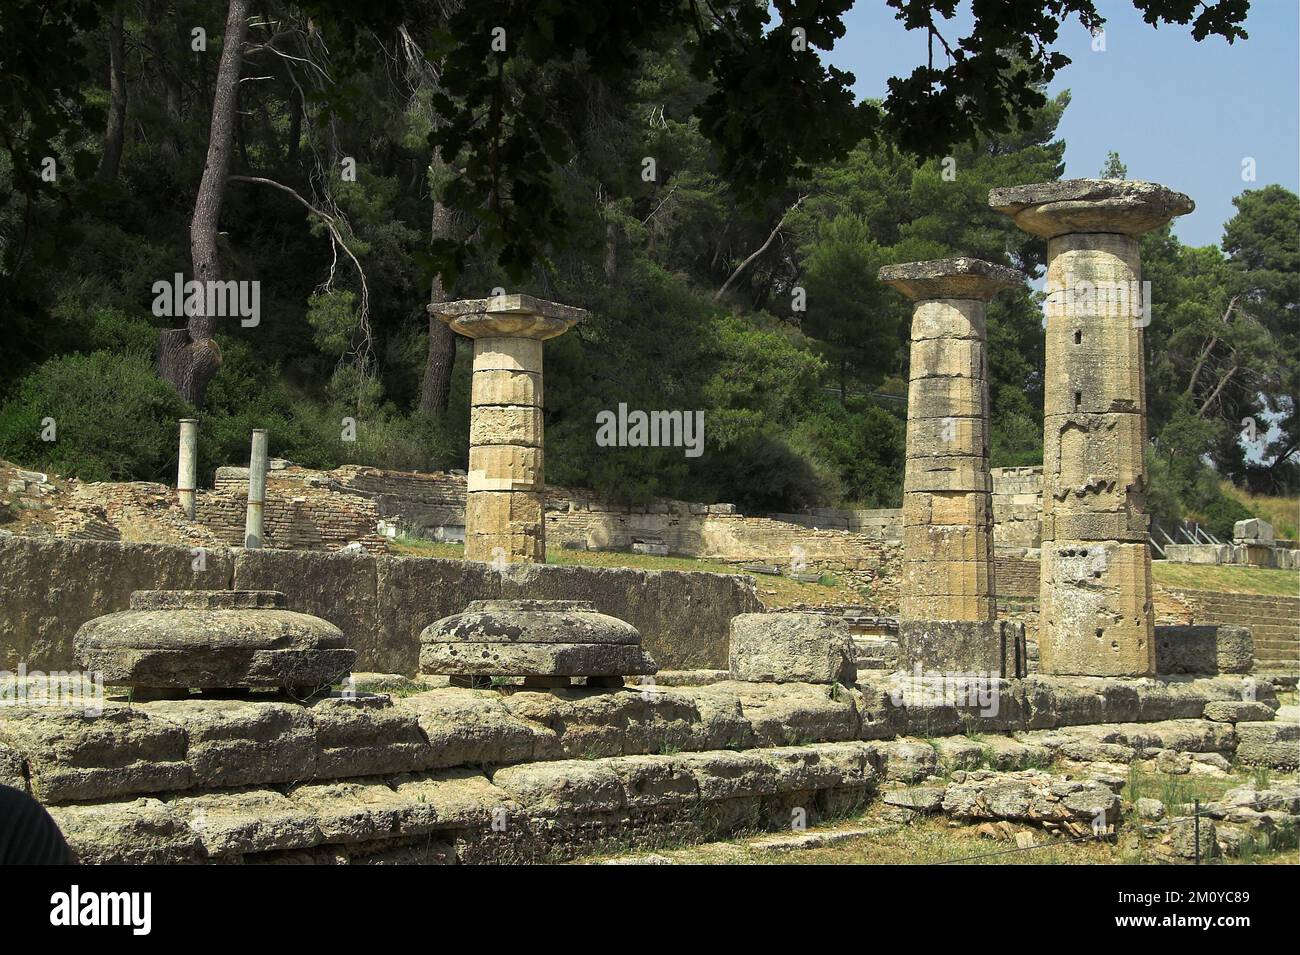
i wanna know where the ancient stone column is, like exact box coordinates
[881,259,1021,674]
[430,294,585,563]
[177,418,198,519]
[244,428,269,549]
[989,180,1193,676]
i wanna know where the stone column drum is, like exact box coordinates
[990,180,1193,676]
[431,294,585,564]
[177,418,198,519]
[882,259,1019,624]
[244,428,269,548]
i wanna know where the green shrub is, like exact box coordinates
[0,351,189,481]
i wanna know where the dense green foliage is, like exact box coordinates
[0,0,1291,529]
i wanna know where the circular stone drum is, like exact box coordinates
[74,590,355,697]
[419,599,657,689]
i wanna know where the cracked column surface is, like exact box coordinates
[882,258,1019,628]
[431,294,585,564]
[990,179,1193,676]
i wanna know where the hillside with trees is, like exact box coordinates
[1,0,1292,536]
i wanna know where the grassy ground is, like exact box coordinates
[1221,481,1299,541]
[1152,561,1299,597]
[387,535,865,608]
[578,766,1298,865]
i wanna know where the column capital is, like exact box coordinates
[431,293,586,340]
[879,257,1021,302]
[989,179,1193,238]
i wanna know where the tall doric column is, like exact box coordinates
[177,418,198,519]
[990,180,1193,676]
[882,259,1020,675]
[431,294,585,564]
[244,428,269,549]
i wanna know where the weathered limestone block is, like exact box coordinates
[672,749,780,801]
[1233,518,1274,543]
[420,599,657,685]
[896,620,1024,677]
[49,797,202,865]
[905,416,988,460]
[1155,624,1254,675]
[285,778,437,843]
[988,179,1194,238]
[908,299,987,340]
[309,695,433,778]
[0,706,191,804]
[427,599,642,645]
[167,787,324,858]
[471,335,544,373]
[1039,541,1154,676]
[902,456,992,493]
[873,738,938,783]
[423,642,657,679]
[903,523,991,562]
[390,767,518,830]
[1042,412,1146,529]
[496,685,751,759]
[471,368,542,407]
[907,375,985,419]
[74,590,356,693]
[728,612,856,685]
[143,698,316,789]
[941,769,1119,825]
[464,491,546,563]
[1235,719,1300,769]
[467,445,544,493]
[903,490,990,527]
[400,688,554,767]
[883,787,946,815]
[908,338,986,380]
[931,737,985,772]
[902,558,992,597]
[492,758,627,817]
[1202,700,1276,723]
[727,681,861,746]
[1168,816,1218,859]
[467,405,544,448]
[0,742,24,790]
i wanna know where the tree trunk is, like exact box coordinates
[158,0,249,406]
[97,6,127,182]
[419,197,457,415]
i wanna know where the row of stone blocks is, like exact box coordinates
[73,589,660,698]
[4,677,1292,862]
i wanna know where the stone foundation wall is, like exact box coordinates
[994,556,1040,599]
[1163,542,1300,570]
[0,673,1282,863]
[0,537,760,674]
[1168,589,1300,672]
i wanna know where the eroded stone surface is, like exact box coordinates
[74,590,355,692]
[728,612,856,685]
[419,599,658,680]
[988,179,1194,237]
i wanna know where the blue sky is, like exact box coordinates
[823,1,1300,248]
